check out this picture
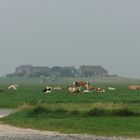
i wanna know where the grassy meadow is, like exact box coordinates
[0,76,140,137]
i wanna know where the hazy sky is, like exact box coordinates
[0,0,140,78]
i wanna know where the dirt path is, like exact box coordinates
[0,123,139,140]
[0,109,139,140]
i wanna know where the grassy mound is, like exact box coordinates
[26,105,140,117]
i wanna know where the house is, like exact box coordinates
[79,65,108,77]
[15,65,33,76]
[8,65,109,77]
[15,65,50,77]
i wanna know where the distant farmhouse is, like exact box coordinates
[14,65,50,77]
[7,65,108,77]
[79,65,108,77]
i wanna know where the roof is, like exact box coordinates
[80,65,108,73]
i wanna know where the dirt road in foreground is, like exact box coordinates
[0,123,139,140]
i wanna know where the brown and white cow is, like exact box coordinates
[128,85,140,90]
[95,87,105,93]
[68,86,80,93]
[73,81,90,89]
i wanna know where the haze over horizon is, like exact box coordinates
[0,0,140,79]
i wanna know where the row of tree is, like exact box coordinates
[6,65,108,77]
[7,65,78,77]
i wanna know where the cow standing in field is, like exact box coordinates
[73,81,90,89]
[72,81,90,93]
[73,81,91,91]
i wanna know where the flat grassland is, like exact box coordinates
[0,77,140,138]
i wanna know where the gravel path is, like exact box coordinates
[0,124,139,140]
[0,109,139,140]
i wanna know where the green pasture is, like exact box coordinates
[0,77,140,137]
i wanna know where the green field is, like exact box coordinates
[0,76,140,137]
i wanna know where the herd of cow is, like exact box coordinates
[0,82,140,94]
[42,81,140,94]
[42,81,110,94]
[68,81,106,93]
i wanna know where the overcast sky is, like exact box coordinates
[0,0,140,78]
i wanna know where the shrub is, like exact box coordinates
[87,108,107,117]
[27,106,140,118]
[111,108,138,117]
[86,108,140,117]
[54,108,67,114]
[27,105,50,117]
[71,110,80,116]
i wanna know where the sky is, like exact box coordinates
[0,0,140,78]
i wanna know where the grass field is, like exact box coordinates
[0,76,140,137]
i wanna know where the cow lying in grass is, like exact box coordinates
[108,86,116,90]
[84,84,105,93]
[42,86,52,94]
[53,86,62,90]
[95,87,105,93]
[83,87,105,93]
[128,85,140,90]
[68,86,80,93]
[8,84,18,90]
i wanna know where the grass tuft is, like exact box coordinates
[71,110,80,116]
[87,108,107,117]
[24,105,140,118]
[111,108,139,117]
[27,105,50,117]
[86,107,139,117]
[54,108,68,114]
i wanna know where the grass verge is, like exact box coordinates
[1,104,140,138]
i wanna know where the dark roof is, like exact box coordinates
[80,65,108,73]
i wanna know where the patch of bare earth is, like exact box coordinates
[0,124,139,140]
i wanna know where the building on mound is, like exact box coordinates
[6,65,109,78]
[79,65,108,77]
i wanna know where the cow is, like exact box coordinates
[108,86,116,90]
[73,81,90,89]
[73,81,89,87]
[83,86,105,93]
[68,86,80,93]
[95,87,105,93]
[84,84,96,91]
[42,86,52,94]
[8,84,18,90]
[53,86,62,90]
[128,85,140,90]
